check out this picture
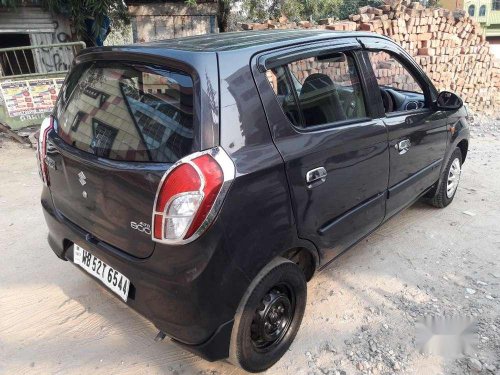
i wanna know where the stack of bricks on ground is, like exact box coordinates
[241,0,500,115]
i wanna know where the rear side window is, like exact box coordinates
[56,62,195,163]
[266,52,367,128]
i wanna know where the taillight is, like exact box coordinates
[37,116,54,186]
[152,147,235,244]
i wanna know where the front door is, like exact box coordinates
[254,42,389,265]
[361,46,449,218]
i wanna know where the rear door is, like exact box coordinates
[359,38,449,218]
[46,60,198,258]
[254,40,389,265]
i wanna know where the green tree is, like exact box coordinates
[45,0,130,44]
[281,0,305,20]
[337,0,383,19]
[218,0,234,31]
[302,0,341,20]
[239,0,386,24]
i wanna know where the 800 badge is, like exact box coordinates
[130,221,151,235]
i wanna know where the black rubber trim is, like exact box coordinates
[173,319,234,361]
[257,39,360,72]
[388,158,442,199]
[318,192,385,235]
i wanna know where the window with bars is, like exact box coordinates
[91,119,118,158]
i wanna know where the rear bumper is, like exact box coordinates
[41,187,249,361]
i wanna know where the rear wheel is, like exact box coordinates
[428,147,462,208]
[229,257,307,373]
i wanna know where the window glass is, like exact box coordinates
[493,0,500,11]
[479,5,486,15]
[56,63,195,163]
[468,5,475,15]
[266,67,302,127]
[368,51,426,113]
[266,52,367,128]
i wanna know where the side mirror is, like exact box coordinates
[435,91,463,110]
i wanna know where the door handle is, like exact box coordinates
[306,167,327,188]
[395,139,411,155]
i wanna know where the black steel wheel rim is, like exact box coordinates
[250,283,295,352]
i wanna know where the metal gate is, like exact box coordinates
[0,41,85,130]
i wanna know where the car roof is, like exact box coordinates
[139,29,386,52]
[78,30,393,71]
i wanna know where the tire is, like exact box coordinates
[229,257,307,373]
[428,147,462,208]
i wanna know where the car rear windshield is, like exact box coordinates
[55,62,196,163]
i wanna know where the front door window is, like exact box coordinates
[367,51,427,113]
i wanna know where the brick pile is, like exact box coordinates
[240,0,500,115]
[349,0,498,113]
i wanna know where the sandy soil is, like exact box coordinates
[0,135,499,375]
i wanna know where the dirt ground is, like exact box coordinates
[0,133,499,375]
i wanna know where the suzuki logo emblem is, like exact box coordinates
[78,171,87,186]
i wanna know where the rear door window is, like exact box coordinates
[266,52,367,128]
[56,62,195,163]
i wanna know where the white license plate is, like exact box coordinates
[73,244,130,302]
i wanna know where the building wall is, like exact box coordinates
[0,6,74,74]
[440,0,465,11]
[127,2,218,42]
[440,0,500,37]
[0,6,76,129]
[104,24,134,46]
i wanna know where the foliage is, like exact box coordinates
[44,0,130,40]
[0,0,18,6]
[280,0,305,20]
[302,0,342,20]
[242,0,305,21]
[337,0,384,19]
[218,0,233,32]
[244,0,271,20]
[240,0,385,22]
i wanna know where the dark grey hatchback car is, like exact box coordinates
[38,30,469,372]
